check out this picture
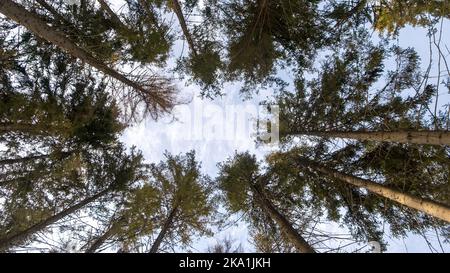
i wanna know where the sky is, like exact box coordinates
[92,0,450,253]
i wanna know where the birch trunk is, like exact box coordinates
[299,158,450,223]
[292,131,450,146]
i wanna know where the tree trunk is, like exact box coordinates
[85,218,123,253]
[299,157,450,223]
[148,205,178,253]
[0,0,168,109]
[292,131,450,146]
[250,184,316,253]
[169,0,197,56]
[35,0,72,26]
[0,187,111,252]
[96,0,130,32]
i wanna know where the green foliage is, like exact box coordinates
[217,152,259,213]
[213,0,328,93]
[373,0,450,33]
[147,151,216,250]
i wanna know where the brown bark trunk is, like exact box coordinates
[299,158,450,223]
[169,0,197,56]
[250,184,315,253]
[35,0,72,26]
[96,0,129,31]
[294,131,450,146]
[0,187,111,252]
[85,219,122,253]
[148,205,178,253]
[0,0,167,109]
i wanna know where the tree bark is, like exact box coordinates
[250,183,316,253]
[169,0,197,56]
[299,157,450,223]
[291,130,450,146]
[0,0,168,109]
[85,218,123,253]
[148,205,178,253]
[35,0,72,26]
[96,0,130,31]
[0,187,111,252]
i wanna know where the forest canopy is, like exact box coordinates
[0,0,449,253]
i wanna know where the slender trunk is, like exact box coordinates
[299,158,450,223]
[96,0,130,31]
[85,219,122,253]
[169,0,197,56]
[0,187,111,251]
[250,184,315,253]
[291,131,450,146]
[35,0,72,26]
[0,0,167,108]
[149,205,178,253]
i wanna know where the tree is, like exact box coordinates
[265,146,449,247]
[296,156,450,223]
[170,0,224,97]
[206,236,243,253]
[84,184,160,253]
[372,0,450,33]
[203,0,329,95]
[287,131,450,146]
[217,152,315,253]
[272,29,439,143]
[169,0,198,56]
[329,1,450,34]
[0,144,145,252]
[0,0,175,118]
[147,151,215,253]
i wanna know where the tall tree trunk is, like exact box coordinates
[250,184,316,253]
[299,157,450,223]
[85,218,123,253]
[169,0,197,56]
[291,130,450,146]
[96,0,130,32]
[35,0,72,26]
[148,205,178,253]
[0,0,169,110]
[0,187,111,252]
